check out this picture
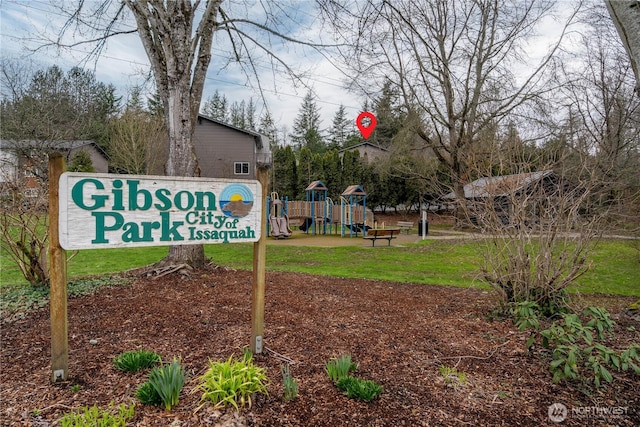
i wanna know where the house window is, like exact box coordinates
[24,188,38,198]
[234,162,250,175]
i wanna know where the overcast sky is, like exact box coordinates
[1,1,584,142]
[0,0,364,138]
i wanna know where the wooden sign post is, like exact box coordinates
[251,165,269,354]
[48,154,68,382]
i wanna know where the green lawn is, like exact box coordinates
[1,238,638,296]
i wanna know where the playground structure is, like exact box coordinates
[267,181,374,238]
[268,194,292,239]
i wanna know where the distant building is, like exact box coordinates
[340,142,389,163]
[195,115,270,180]
[0,140,108,198]
[442,170,570,227]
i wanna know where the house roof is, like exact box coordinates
[0,139,108,159]
[197,114,268,150]
[443,170,555,199]
[339,142,389,153]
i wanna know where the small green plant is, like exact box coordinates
[335,376,382,401]
[281,363,298,401]
[136,381,162,406]
[113,349,161,372]
[147,358,186,411]
[70,384,81,393]
[58,402,134,427]
[439,365,468,389]
[325,354,357,383]
[520,306,640,389]
[196,352,269,409]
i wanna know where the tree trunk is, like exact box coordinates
[606,0,640,93]
[163,72,206,267]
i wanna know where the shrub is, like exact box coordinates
[325,354,357,383]
[113,350,161,372]
[147,358,186,411]
[335,376,382,401]
[281,363,298,401]
[196,352,269,409]
[521,306,640,388]
[58,402,134,427]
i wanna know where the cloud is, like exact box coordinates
[0,0,364,137]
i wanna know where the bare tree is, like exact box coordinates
[556,9,640,228]
[108,88,167,174]
[50,0,330,267]
[321,0,578,226]
[605,0,640,93]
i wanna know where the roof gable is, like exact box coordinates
[197,114,266,149]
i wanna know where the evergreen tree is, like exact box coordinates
[328,104,352,150]
[272,145,297,200]
[125,86,145,113]
[341,150,364,188]
[246,97,257,131]
[322,149,343,198]
[297,147,324,198]
[259,111,279,149]
[373,80,404,148]
[67,150,95,173]
[147,91,164,117]
[291,89,324,152]
[0,65,118,151]
[229,100,246,129]
[201,90,228,122]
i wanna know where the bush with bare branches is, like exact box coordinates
[473,167,602,314]
[0,178,50,286]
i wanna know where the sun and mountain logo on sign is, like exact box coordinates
[219,183,254,218]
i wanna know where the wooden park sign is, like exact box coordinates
[49,157,268,382]
[59,172,262,249]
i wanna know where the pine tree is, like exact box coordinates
[373,80,404,148]
[229,100,246,129]
[201,90,228,122]
[291,89,324,152]
[259,111,279,148]
[246,97,257,131]
[328,104,352,150]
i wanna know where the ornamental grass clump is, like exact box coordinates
[281,363,298,401]
[196,352,269,409]
[325,354,357,382]
[138,358,186,411]
[113,350,161,372]
[325,354,382,402]
[335,376,383,402]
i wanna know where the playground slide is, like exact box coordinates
[270,215,292,238]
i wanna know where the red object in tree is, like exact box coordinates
[356,111,377,140]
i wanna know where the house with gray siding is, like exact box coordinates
[340,142,388,163]
[193,115,269,180]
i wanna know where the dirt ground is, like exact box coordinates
[1,262,639,426]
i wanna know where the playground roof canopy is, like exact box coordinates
[342,185,367,196]
[305,180,328,191]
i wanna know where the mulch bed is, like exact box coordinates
[1,267,638,426]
